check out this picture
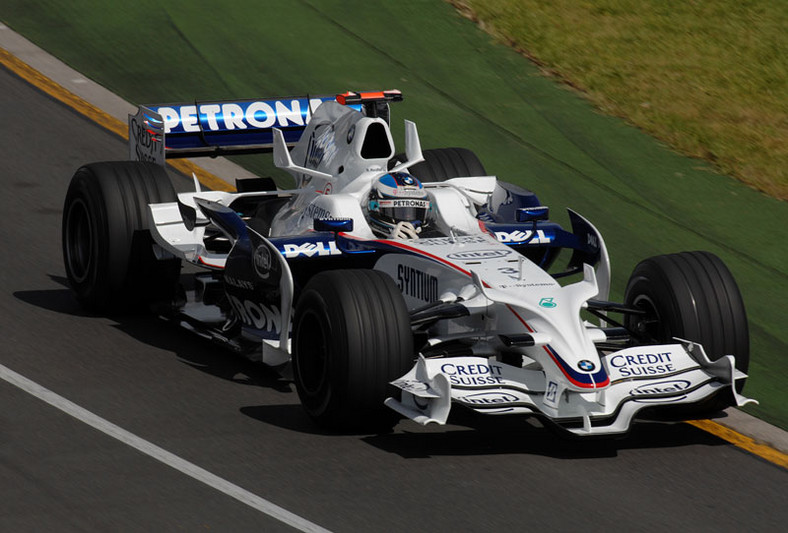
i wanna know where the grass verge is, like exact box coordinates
[451,0,788,200]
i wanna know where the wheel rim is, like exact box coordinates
[65,198,93,284]
[295,309,330,399]
[630,293,666,343]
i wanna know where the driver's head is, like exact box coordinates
[367,172,430,237]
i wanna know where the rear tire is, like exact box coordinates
[391,147,486,182]
[62,161,181,313]
[292,270,414,431]
[624,251,749,409]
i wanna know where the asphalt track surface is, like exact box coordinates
[1,66,786,532]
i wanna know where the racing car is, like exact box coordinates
[62,90,755,435]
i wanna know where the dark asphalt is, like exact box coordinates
[1,65,785,532]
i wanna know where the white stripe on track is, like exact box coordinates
[0,363,331,533]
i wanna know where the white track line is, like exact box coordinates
[0,363,331,533]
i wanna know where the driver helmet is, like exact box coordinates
[367,172,430,237]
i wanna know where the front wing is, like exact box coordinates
[385,340,755,436]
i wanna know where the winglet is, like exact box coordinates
[272,128,334,181]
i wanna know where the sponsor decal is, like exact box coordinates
[224,275,255,291]
[390,188,427,199]
[379,199,429,209]
[253,245,272,279]
[397,265,438,302]
[494,229,552,245]
[418,235,490,246]
[458,391,520,406]
[155,98,324,134]
[499,283,555,289]
[306,126,337,169]
[440,362,504,386]
[300,203,333,223]
[446,249,511,260]
[497,267,519,276]
[282,241,340,258]
[609,351,676,378]
[497,282,546,289]
[129,113,164,164]
[578,360,596,372]
[545,380,558,403]
[539,297,557,308]
[394,379,431,395]
[631,380,691,397]
[228,295,281,333]
[545,345,610,389]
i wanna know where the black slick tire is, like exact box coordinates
[62,161,181,313]
[624,251,749,407]
[292,269,414,431]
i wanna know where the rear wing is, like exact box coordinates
[128,90,402,165]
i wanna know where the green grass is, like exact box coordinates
[3,0,787,427]
[453,0,788,200]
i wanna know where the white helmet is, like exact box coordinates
[367,172,430,237]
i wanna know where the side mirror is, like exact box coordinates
[314,218,354,233]
[516,206,549,222]
[194,198,248,242]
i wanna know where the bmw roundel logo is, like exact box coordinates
[401,174,414,185]
[578,360,596,372]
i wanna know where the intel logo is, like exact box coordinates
[447,249,511,260]
[253,245,272,279]
[459,392,519,405]
[631,380,691,397]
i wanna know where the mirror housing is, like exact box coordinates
[516,206,549,222]
[314,218,354,233]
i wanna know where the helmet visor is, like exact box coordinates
[377,198,429,224]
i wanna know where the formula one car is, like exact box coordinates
[62,90,755,435]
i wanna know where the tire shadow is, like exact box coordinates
[239,404,331,435]
[238,400,728,459]
[13,275,94,317]
[14,275,292,394]
[362,409,729,459]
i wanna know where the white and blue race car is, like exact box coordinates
[62,90,755,435]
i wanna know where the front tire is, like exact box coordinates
[624,251,749,405]
[62,161,181,313]
[292,270,414,431]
